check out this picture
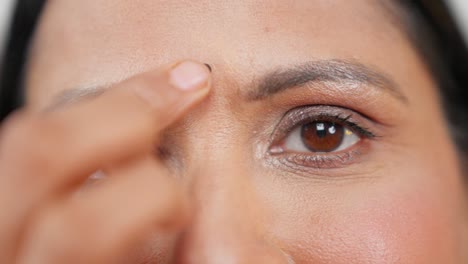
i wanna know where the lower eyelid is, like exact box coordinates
[266,142,368,171]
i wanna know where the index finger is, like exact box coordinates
[1,60,211,190]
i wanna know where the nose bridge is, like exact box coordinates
[168,95,292,263]
[180,90,255,228]
[175,152,290,263]
[189,152,259,240]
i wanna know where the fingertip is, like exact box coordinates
[169,61,211,92]
[131,60,211,114]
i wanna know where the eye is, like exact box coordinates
[284,121,359,153]
[267,105,378,169]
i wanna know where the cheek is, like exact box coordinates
[265,158,463,263]
[333,188,459,264]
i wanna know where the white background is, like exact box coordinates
[447,0,468,40]
[0,0,14,54]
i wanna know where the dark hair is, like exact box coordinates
[0,0,467,154]
[397,1,468,155]
[0,0,45,119]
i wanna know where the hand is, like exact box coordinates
[0,61,212,263]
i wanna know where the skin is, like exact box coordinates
[0,0,466,263]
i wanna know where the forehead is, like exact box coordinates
[26,0,407,108]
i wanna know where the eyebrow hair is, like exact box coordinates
[49,59,407,109]
[247,59,408,103]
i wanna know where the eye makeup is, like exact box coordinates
[267,105,379,170]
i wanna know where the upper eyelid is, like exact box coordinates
[270,105,378,142]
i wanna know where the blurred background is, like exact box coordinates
[447,0,468,41]
[0,0,14,55]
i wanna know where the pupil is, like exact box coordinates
[301,122,345,152]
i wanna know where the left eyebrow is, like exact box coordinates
[247,59,408,103]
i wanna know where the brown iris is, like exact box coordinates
[300,122,345,152]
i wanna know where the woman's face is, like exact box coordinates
[24,0,466,263]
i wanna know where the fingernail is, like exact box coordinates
[170,61,211,91]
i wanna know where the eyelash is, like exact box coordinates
[268,105,377,169]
